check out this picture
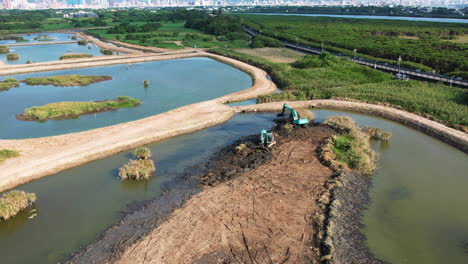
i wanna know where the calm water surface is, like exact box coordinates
[0,113,276,264]
[0,32,76,45]
[0,57,251,139]
[314,109,468,264]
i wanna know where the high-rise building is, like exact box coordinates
[3,0,12,9]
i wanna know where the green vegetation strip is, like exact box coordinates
[0,78,20,92]
[17,96,141,121]
[210,48,468,128]
[59,53,93,60]
[23,75,112,87]
[321,116,376,174]
[0,45,9,54]
[0,190,36,221]
[0,149,19,163]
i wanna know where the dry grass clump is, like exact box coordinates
[77,39,88,45]
[0,190,36,221]
[132,147,151,160]
[296,108,315,121]
[6,53,19,60]
[0,45,9,54]
[119,147,155,180]
[323,116,359,132]
[321,116,376,174]
[23,75,112,87]
[362,126,392,141]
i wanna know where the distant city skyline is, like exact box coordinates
[0,0,467,10]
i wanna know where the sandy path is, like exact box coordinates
[236,100,468,153]
[74,32,142,54]
[0,54,277,193]
[115,127,335,264]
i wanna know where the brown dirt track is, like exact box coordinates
[114,126,336,264]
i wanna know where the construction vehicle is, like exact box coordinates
[277,103,309,126]
[260,129,276,147]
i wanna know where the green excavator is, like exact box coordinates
[260,129,276,147]
[277,103,309,126]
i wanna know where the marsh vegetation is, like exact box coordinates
[59,53,93,60]
[0,78,20,91]
[0,190,36,221]
[6,53,19,60]
[0,149,19,163]
[23,75,112,87]
[17,96,141,121]
[119,147,156,180]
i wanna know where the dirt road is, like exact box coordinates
[114,126,335,264]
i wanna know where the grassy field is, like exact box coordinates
[210,48,468,128]
[23,75,112,87]
[240,14,468,74]
[88,22,249,50]
[59,53,93,60]
[18,96,141,121]
[235,47,304,63]
[0,149,19,163]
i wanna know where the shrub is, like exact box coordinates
[100,49,113,55]
[0,190,36,221]
[143,80,149,87]
[251,35,284,48]
[119,159,155,180]
[71,36,77,40]
[323,116,359,132]
[77,39,88,45]
[0,45,9,54]
[6,53,19,60]
[133,147,151,160]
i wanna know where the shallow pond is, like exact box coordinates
[313,109,468,264]
[0,113,276,264]
[1,108,466,264]
[0,43,103,65]
[0,57,251,139]
[0,33,76,45]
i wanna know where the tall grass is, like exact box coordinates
[210,48,468,127]
[6,53,19,60]
[0,45,9,54]
[18,96,141,121]
[0,190,36,221]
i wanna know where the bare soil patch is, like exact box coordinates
[112,124,336,264]
[235,47,305,63]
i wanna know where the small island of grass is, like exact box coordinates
[23,75,112,87]
[17,96,141,121]
[0,190,36,221]
[0,45,9,54]
[6,53,19,61]
[59,53,93,60]
[0,78,20,92]
[0,149,19,163]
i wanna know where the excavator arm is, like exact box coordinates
[277,103,309,126]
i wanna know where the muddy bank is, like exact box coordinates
[108,124,336,264]
[326,171,385,264]
[236,100,468,154]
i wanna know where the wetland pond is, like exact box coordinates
[0,57,252,139]
[0,107,466,263]
[0,33,105,64]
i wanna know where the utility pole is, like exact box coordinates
[353,49,357,60]
[398,55,402,73]
[321,42,324,53]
